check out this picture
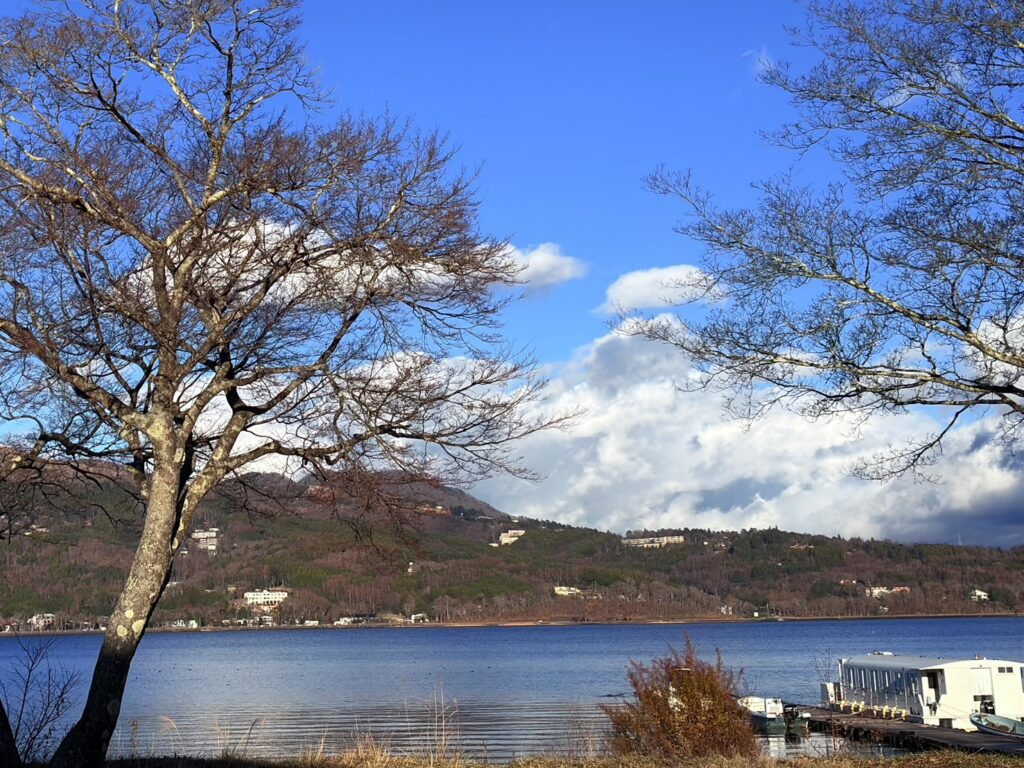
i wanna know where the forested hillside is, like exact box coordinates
[1,471,1021,629]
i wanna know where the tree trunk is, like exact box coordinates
[0,697,21,768]
[50,459,181,768]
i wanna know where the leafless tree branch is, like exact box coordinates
[0,2,564,764]
[635,0,1024,479]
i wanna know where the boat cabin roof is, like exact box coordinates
[842,653,1021,672]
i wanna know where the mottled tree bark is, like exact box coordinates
[0,2,552,765]
[0,697,21,768]
[50,459,180,768]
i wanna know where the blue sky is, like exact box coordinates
[298,2,1024,546]
[6,1,1014,545]
[302,1,811,361]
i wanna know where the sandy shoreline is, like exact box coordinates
[3,611,1019,639]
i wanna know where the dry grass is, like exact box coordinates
[98,752,1024,768]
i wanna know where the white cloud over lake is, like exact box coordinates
[471,329,1024,546]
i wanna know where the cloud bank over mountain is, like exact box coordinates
[473,320,1024,547]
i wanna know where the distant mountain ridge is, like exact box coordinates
[1,469,1021,629]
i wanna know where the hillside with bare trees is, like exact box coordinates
[2,470,1022,630]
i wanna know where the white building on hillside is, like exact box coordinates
[244,589,289,607]
[621,535,685,549]
[824,652,1024,730]
[489,529,526,546]
[865,585,911,598]
[190,527,222,555]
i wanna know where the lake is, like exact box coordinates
[2,616,1022,760]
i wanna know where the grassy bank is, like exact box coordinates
[96,754,1023,768]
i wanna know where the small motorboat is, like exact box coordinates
[738,695,788,735]
[970,712,1024,740]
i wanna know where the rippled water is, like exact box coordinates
[2,617,1022,760]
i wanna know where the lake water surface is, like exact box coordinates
[2,616,1022,760]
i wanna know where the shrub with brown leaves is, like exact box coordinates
[601,638,760,760]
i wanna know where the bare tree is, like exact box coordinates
[0,638,81,766]
[638,0,1024,479]
[0,1,555,765]
[0,703,18,768]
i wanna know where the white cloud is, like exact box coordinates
[508,243,587,290]
[471,331,1024,545]
[600,264,706,314]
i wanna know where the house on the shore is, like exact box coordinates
[27,613,56,631]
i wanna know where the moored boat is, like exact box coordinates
[825,652,1024,730]
[738,695,787,735]
[970,712,1024,739]
[784,703,811,734]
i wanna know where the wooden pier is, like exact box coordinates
[801,706,1024,756]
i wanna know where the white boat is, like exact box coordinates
[824,652,1024,730]
[738,695,787,735]
[970,712,1024,740]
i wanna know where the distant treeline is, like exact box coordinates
[1,472,1021,628]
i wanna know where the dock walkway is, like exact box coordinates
[802,706,1024,756]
